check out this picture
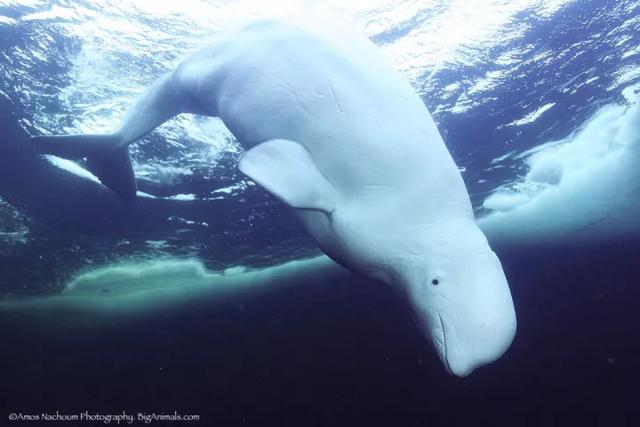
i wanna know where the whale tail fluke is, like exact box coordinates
[86,147,137,202]
[31,134,137,202]
[31,134,121,159]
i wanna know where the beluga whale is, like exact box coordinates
[31,19,516,376]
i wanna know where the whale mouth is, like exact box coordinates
[437,312,473,377]
[437,313,452,374]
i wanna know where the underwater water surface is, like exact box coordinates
[1,0,640,425]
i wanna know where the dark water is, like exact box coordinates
[3,243,640,425]
[1,0,640,425]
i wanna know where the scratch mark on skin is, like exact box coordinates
[262,73,313,117]
[328,79,344,113]
[290,89,313,117]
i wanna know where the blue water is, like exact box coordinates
[1,0,640,425]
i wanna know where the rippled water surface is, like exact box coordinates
[1,0,638,292]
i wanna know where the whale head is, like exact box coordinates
[315,206,517,377]
[397,229,517,377]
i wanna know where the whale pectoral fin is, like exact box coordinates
[238,139,337,214]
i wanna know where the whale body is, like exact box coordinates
[31,19,516,376]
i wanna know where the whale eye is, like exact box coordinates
[431,279,439,286]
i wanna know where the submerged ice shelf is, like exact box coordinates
[479,98,640,247]
[0,256,348,316]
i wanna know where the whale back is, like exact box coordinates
[178,19,471,223]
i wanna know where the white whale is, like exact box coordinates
[31,19,516,376]
[479,100,640,248]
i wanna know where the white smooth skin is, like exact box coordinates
[37,19,517,376]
